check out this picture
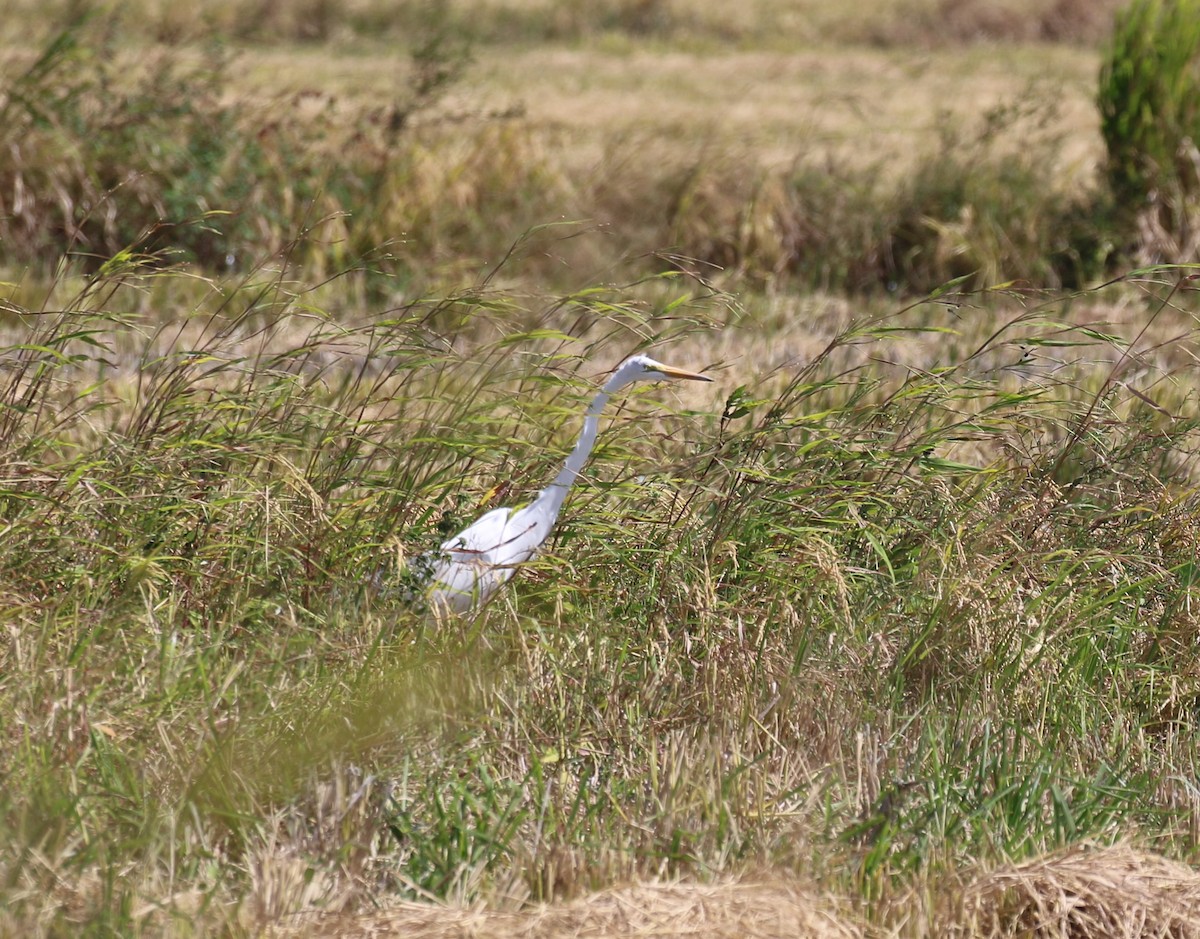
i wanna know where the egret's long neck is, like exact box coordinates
[536,382,616,519]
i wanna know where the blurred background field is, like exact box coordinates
[5,2,1200,937]
[0,0,1139,296]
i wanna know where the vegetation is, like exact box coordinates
[1099,0,1200,263]
[0,4,1134,297]
[1099,0,1200,205]
[3,1,1200,937]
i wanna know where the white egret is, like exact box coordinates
[423,354,712,614]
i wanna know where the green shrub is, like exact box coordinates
[1098,0,1200,212]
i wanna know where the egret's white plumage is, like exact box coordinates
[424,354,712,614]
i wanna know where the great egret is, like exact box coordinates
[423,354,712,614]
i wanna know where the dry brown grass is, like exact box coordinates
[0,0,1126,47]
[224,34,1109,290]
[241,41,1102,179]
[268,877,862,939]
[951,843,1200,938]
[876,0,1126,46]
[0,5,1116,292]
[259,845,1200,939]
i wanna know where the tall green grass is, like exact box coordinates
[2,238,1200,933]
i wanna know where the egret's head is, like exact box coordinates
[608,354,712,391]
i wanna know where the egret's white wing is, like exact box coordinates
[426,507,512,612]
[426,496,558,613]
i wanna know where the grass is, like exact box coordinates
[0,0,1130,47]
[5,2,1200,936]
[0,9,1130,296]
[4,245,1200,936]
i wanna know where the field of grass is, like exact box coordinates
[5,2,1200,937]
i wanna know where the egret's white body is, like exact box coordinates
[424,354,712,614]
